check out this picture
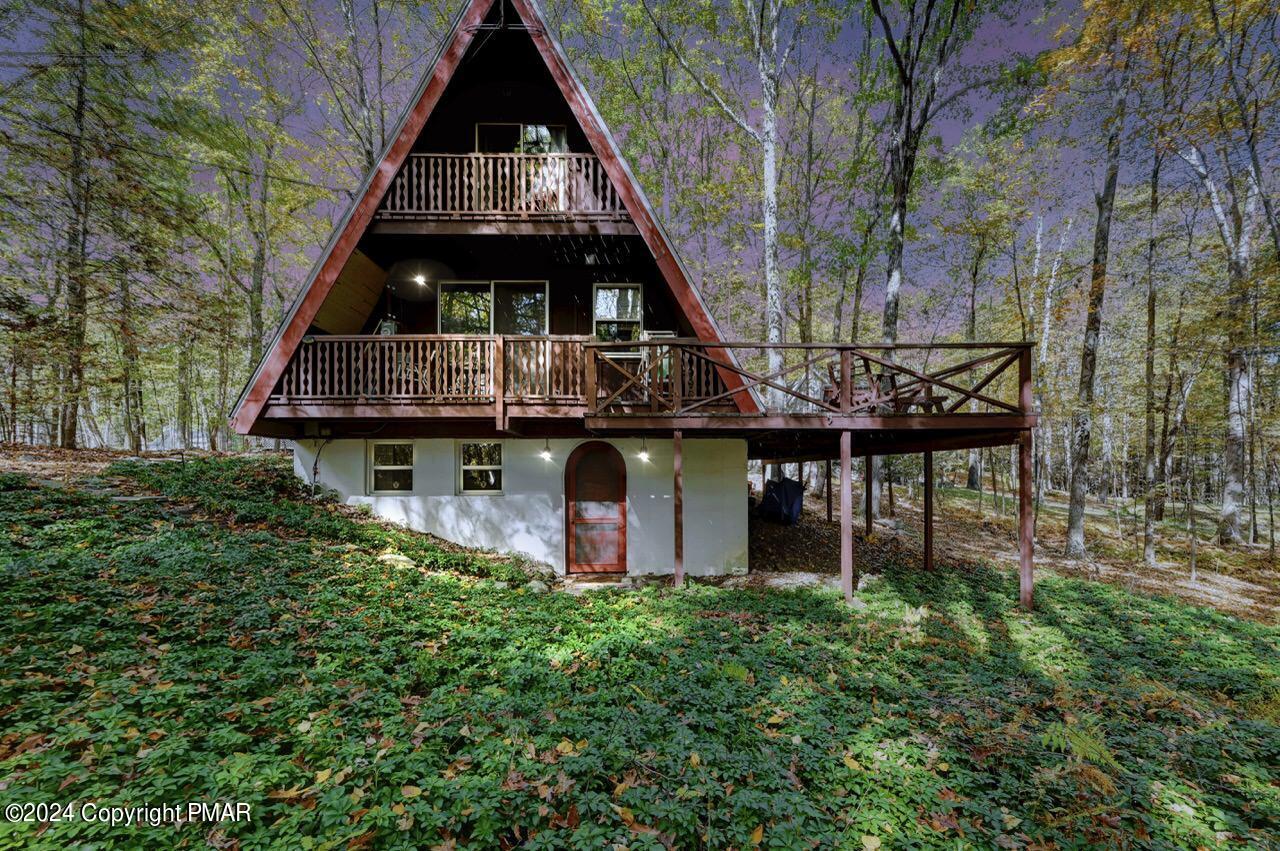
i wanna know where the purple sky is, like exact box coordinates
[1,0,1085,345]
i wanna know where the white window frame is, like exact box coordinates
[437,280,550,335]
[367,440,415,495]
[592,282,644,358]
[457,440,504,495]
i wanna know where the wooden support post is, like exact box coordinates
[826,459,833,523]
[673,429,684,588]
[839,349,852,414]
[1019,430,1034,610]
[584,346,598,414]
[923,451,934,571]
[864,455,874,535]
[493,335,505,430]
[840,430,854,604]
[671,345,683,413]
[1019,346,1034,414]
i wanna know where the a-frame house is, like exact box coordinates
[233,0,1041,602]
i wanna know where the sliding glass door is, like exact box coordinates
[438,281,548,335]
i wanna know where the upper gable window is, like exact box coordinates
[476,123,566,154]
[593,283,643,348]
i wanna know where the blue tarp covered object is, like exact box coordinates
[758,477,804,526]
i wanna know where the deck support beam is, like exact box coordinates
[924,451,934,571]
[864,455,874,535]
[673,429,684,588]
[1019,430,1034,610]
[826,459,833,523]
[840,431,854,604]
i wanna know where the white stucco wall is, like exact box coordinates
[292,437,749,576]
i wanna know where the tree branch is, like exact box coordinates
[639,0,761,143]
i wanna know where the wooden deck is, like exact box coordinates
[265,335,1036,443]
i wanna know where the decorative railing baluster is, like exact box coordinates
[375,153,627,219]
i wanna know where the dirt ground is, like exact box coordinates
[748,488,1280,623]
[0,443,215,482]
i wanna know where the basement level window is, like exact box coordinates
[458,441,503,494]
[369,442,414,494]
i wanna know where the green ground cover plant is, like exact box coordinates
[0,457,1276,849]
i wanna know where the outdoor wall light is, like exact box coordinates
[638,437,650,463]
[539,438,552,461]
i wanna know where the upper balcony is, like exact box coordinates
[373,153,636,236]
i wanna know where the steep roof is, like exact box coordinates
[231,0,752,434]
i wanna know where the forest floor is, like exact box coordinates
[0,449,1278,848]
[5,443,1276,622]
[748,479,1280,625]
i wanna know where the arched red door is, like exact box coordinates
[565,441,627,574]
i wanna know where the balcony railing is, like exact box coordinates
[377,153,627,220]
[272,335,589,406]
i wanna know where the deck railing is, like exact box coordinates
[502,337,586,401]
[272,335,591,406]
[584,340,1035,418]
[269,335,1034,421]
[377,153,626,219]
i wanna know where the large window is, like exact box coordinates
[438,281,548,335]
[493,281,548,335]
[458,442,503,494]
[593,284,643,346]
[439,282,491,334]
[369,442,413,494]
[475,123,567,154]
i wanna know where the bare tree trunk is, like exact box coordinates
[247,149,274,367]
[882,161,907,346]
[5,340,17,444]
[1266,455,1275,562]
[341,0,378,173]
[965,250,983,489]
[177,333,193,450]
[850,263,864,345]
[1142,148,1162,565]
[1208,0,1280,261]
[1177,145,1256,545]
[371,0,388,145]
[641,0,787,403]
[1155,285,1189,519]
[59,0,91,449]
[1066,55,1128,559]
[1221,334,1249,544]
[117,254,143,455]
[886,456,895,516]
[1248,369,1258,544]
[1036,217,1072,512]
[759,26,785,399]
[1186,426,1197,582]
